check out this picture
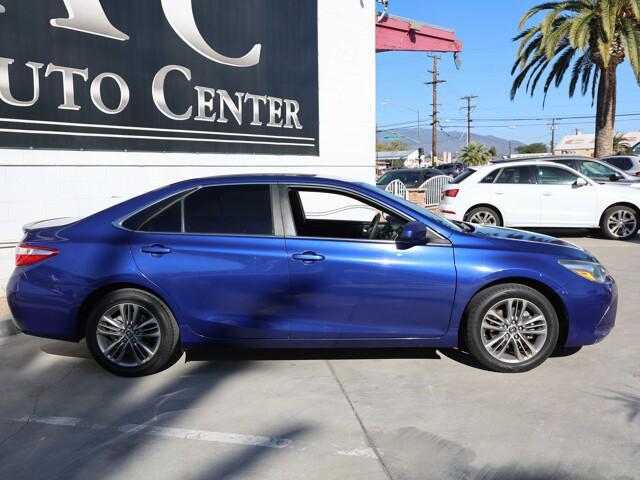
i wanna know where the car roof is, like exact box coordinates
[167,173,370,189]
[481,160,578,169]
[492,156,591,164]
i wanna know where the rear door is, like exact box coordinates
[492,166,541,226]
[129,184,290,340]
[536,166,597,226]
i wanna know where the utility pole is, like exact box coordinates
[460,95,478,146]
[549,118,557,154]
[425,54,446,166]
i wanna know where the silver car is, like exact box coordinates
[600,155,640,178]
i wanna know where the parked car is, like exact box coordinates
[494,156,640,185]
[439,160,640,240]
[376,168,442,189]
[8,175,616,375]
[436,162,466,177]
[600,155,640,177]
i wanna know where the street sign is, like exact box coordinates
[383,135,401,141]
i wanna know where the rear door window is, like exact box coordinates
[606,157,633,170]
[495,166,536,184]
[184,185,274,235]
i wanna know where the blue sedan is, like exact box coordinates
[7,175,617,375]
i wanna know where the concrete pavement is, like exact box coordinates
[0,235,638,479]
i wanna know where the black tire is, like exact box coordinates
[86,289,181,377]
[600,205,639,241]
[464,284,559,373]
[464,206,502,227]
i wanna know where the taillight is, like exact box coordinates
[634,172,640,177]
[15,244,59,267]
[443,189,460,198]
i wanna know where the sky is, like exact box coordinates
[376,0,640,148]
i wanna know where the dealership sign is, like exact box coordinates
[0,0,319,155]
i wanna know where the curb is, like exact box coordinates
[0,297,18,338]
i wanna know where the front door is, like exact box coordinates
[536,166,597,227]
[282,185,456,339]
[130,184,290,339]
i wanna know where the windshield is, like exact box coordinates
[578,160,622,180]
[377,170,421,185]
[634,143,640,155]
[360,183,463,233]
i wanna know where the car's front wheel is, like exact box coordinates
[86,289,181,377]
[600,206,639,241]
[464,284,559,373]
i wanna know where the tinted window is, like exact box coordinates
[141,202,182,232]
[605,157,633,170]
[578,160,618,179]
[480,170,500,184]
[536,166,579,185]
[496,167,536,184]
[184,185,273,235]
[123,190,190,231]
[451,169,476,184]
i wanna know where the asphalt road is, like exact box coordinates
[0,235,638,480]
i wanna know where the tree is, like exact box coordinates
[459,143,492,166]
[511,1,640,157]
[376,140,410,152]
[613,132,635,153]
[489,146,498,157]
[515,142,548,154]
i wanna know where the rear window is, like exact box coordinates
[450,169,476,184]
[605,157,633,171]
[124,185,274,236]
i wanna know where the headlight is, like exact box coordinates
[559,260,609,283]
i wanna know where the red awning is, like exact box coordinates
[376,14,462,53]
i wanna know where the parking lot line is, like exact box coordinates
[11,415,377,459]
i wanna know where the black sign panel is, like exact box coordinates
[0,0,319,155]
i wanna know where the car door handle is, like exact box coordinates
[292,252,325,263]
[542,192,553,196]
[141,244,172,255]
[495,191,505,195]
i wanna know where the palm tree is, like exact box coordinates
[459,143,492,166]
[613,132,635,153]
[511,1,640,157]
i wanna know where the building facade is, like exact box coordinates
[0,1,377,290]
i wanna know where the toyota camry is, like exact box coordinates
[7,175,617,376]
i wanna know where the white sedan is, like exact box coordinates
[438,160,640,240]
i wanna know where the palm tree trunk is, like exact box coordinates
[594,66,617,158]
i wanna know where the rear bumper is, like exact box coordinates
[7,269,83,341]
[435,207,463,222]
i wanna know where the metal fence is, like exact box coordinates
[420,175,451,207]
[384,179,408,200]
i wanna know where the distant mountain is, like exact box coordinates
[377,127,525,158]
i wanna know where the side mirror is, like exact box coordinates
[574,177,588,188]
[609,173,622,182]
[399,221,428,244]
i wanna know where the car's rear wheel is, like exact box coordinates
[465,206,502,227]
[86,289,181,377]
[464,284,559,373]
[600,206,639,241]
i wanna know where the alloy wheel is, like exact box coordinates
[96,303,161,367]
[606,209,637,239]
[481,298,548,364]
[468,211,497,226]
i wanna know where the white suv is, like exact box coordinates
[438,160,640,240]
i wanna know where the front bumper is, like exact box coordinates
[563,278,618,347]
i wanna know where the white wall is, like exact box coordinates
[0,1,377,292]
